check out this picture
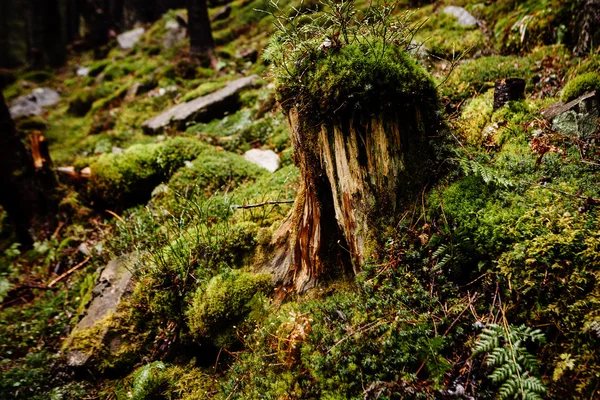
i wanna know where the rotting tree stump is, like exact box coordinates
[263,106,437,292]
[493,78,526,111]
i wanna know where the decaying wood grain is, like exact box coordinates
[263,106,433,292]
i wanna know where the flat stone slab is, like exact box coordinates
[244,149,280,172]
[65,253,137,367]
[142,75,258,134]
[541,91,599,140]
[9,87,60,118]
[443,6,478,27]
[117,27,145,49]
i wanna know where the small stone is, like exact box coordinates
[78,243,92,256]
[80,167,91,178]
[443,6,478,27]
[9,87,60,118]
[77,67,90,77]
[243,149,280,172]
[117,27,145,50]
[541,91,599,140]
[125,82,141,102]
[163,19,187,49]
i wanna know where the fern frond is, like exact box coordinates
[473,323,547,400]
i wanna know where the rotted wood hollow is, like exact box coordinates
[493,78,526,111]
[264,106,433,292]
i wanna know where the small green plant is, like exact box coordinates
[473,324,547,400]
[560,72,600,102]
[262,0,436,122]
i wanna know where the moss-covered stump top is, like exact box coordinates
[271,40,438,126]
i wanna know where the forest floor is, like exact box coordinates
[1,0,600,399]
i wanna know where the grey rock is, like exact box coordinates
[9,87,60,118]
[125,82,141,102]
[117,27,145,50]
[77,67,90,77]
[142,75,259,134]
[77,243,92,256]
[541,91,599,141]
[65,253,137,367]
[443,6,478,27]
[244,149,280,172]
[163,19,187,49]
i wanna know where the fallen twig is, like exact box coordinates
[47,256,91,288]
[231,200,294,210]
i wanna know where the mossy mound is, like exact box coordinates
[414,6,486,59]
[88,137,211,208]
[68,83,121,116]
[187,270,272,347]
[272,39,438,124]
[561,72,600,102]
[161,152,265,200]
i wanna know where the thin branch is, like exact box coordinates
[47,256,91,288]
[231,200,295,210]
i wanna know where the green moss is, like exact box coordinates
[88,137,211,208]
[187,270,272,346]
[67,82,120,116]
[87,60,110,77]
[442,55,534,102]
[159,151,265,201]
[492,0,572,54]
[560,72,600,102]
[457,90,494,145]
[180,80,227,102]
[130,361,169,400]
[414,6,486,59]
[275,39,438,124]
[20,69,53,83]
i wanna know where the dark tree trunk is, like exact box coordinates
[81,0,110,51]
[64,0,81,43]
[0,92,58,246]
[0,0,29,68]
[28,0,66,67]
[187,0,216,66]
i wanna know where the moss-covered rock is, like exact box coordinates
[88,137,210,208]
[67,83,120,116]
[561,72,600,102]
[187,270,272,347]
[161,151,265,199]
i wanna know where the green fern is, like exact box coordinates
[473,324,547,400]
[457,156,514,188]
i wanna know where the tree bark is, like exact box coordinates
[0,92,58,245]
[264,106,435,292]
[28,0,66,67]
[493,78,526,111]
[187,0,216,66]
[80,0,110,51]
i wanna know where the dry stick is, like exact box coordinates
[231,200,295,210]
[47,256,91,288]
[414,292,479,377]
